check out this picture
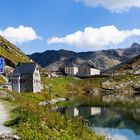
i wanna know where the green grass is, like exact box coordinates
[0,74,6,84]
[3,91,104,140]
[3,74,140,139]
[42,77,81,98]
[42,76,107,98]
[42,75,137,95]
[0,35,31,65]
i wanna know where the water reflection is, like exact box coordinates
[58,105,140,139]
[93,127,140,140]
[60,106,103,118]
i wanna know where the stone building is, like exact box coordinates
[78,61,100,77]
[8,63,41,93]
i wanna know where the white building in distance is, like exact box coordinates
[65,64,78,76]
[78,61,100,77]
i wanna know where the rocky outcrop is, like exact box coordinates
[101,80,134,90]
[0,90,15,100]
[102,94,140,104]
[102,54,140,75]
[39,98,68,106]
[130,79,140,95]
[0,134,20,140]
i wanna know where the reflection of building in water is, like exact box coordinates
[74,107,79,117]
[65,106,103,119]
[59,106,140,135]
[91,107,101,116]
[78,106,92,118]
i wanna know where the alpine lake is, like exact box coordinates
[55,92,140,140]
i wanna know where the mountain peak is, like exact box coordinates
[131,42,140,48]
[29,43,140,71]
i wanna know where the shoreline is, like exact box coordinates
[0,101,13,135]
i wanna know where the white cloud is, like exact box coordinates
[47,25,140,50]
[77,0,140,12]
[0,25,40,44]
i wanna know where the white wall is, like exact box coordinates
[73,67,78,75]
[33,66,41,93]
[91,107,101,116]
[74,107,79,117]
[65,67,78,76]
[90,68,100,75]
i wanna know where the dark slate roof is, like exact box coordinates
[12,63,36,77]
[65,63,78,67]
[84,61,97,69]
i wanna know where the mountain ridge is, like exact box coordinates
[29,43,140,71]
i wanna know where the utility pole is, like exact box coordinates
[49,83,52,98]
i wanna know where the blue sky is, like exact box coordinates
[1,0,140,54]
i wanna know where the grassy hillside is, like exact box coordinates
[43,74,140,98]
[0,75,5,84]
[42,76,105,98]
[0,35,31,66]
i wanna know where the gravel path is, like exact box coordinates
[0,102,12,135]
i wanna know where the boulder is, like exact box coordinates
[39,98,67,106]
[0,134,20,140]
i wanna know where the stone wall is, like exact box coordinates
[20,74,33,93]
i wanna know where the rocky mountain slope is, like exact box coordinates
[29,43,140,71]
[0,35,32,83]
[0,35,31,67]
[102,54,140,75]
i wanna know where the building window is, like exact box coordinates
[14,79,18,83]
